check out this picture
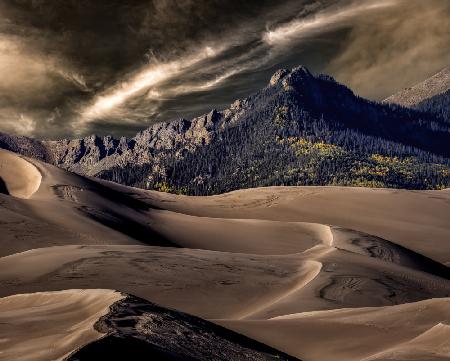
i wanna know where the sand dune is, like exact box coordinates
[1,238,449,320]
[148,210,333,254]
[0,149,170,257]
[218,298,450,361]
[1,149,450,360]
[132,185,450,263]
[0,245,319,319]
[0,150,41,198]
[68,292,299,361]
[364,322,450,361]
[0,289,123,361]
[0,289,298,361]
[2,149,450,260]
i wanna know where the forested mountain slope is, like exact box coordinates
[413,89,450,123]
[1,66,450,195]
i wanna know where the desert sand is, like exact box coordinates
[0,289,299,361]
[0,150,41,198]
[219,298,450,361]
[1,149,450,360]
[0,289,123,361]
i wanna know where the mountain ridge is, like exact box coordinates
[1,65,450,194]
[384,66,450,108]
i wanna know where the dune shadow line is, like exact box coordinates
[0,177,9,195]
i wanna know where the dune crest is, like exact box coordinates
[363,322,450,361]
[0,150,41,199]
[0,289,300,361]
[218,298,450,361]
[0,289,123,361]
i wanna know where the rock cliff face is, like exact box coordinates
[39,103,247,177]
[2,65,450,194]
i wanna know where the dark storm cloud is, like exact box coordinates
[0,0,448,138]
[0,0,305,136]
[0,0,295,85]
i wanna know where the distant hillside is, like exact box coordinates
[2,66,450,194]
[414,89,450,123]
[384,66,450,108]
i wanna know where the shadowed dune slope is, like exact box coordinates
[0,290,300,361]
[68,293,300,361]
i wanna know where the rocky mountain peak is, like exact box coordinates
[269,69,290,86]
[269,65,312,87]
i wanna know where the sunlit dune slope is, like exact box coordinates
[0,150,41,198]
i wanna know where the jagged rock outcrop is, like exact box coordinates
[35,105,249,178]
[0,133,53,163]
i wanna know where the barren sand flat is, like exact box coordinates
[0,289,123,361]
[0,150,41,198]
[217,298,450,361]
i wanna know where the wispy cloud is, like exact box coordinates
[263,0,397,45]
[0,110,37,136]
[55,69,91,92]
[77,45,228,126]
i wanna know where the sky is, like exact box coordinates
[0,0,449,139]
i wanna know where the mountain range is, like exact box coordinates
[0,66,449,361]
[1,65,449,195]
